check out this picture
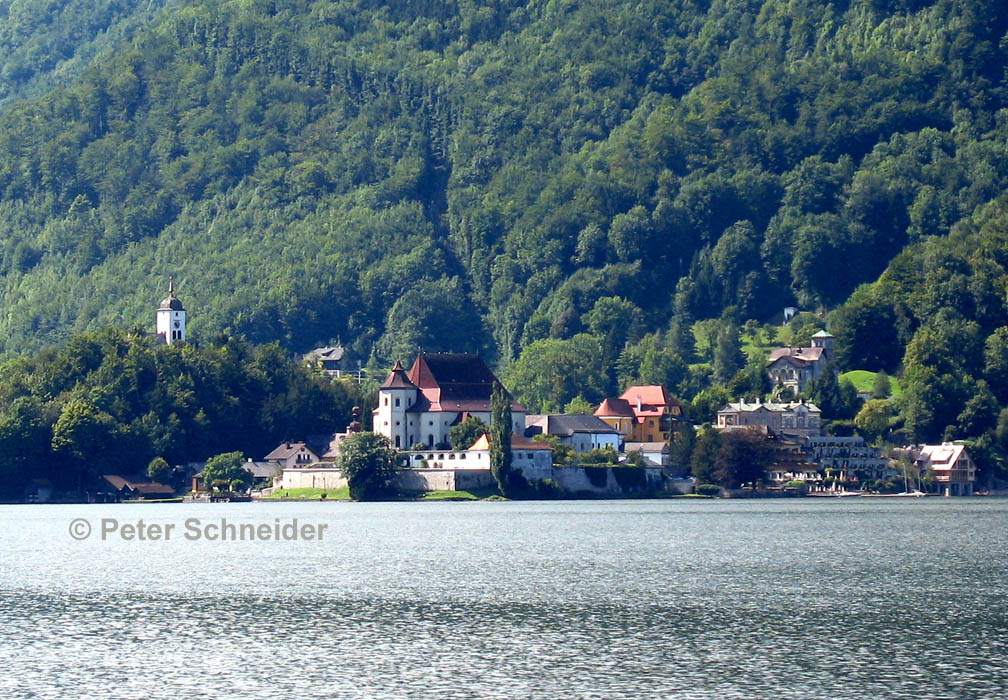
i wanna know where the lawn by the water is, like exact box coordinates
[265,487,350,500]
[264,486,500,501]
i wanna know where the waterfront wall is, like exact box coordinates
[551,467,621,495]
[280,468,347,490]
[392,469,497,492]
[549,466,669,495]
[281,465,673,496]
[281,467,497,492]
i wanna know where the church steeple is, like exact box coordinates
[156,278,187,344]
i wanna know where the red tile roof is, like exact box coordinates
[406,353,524,412]
[598,386,683,422]
[380,359,418,389]
[595,397,635,417]
[620,385,671,407]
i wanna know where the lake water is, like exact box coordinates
[0,499,1006,699]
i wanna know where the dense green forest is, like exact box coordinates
[0,327,371,497]
[0,0,175,109]
[0,0,1007,485]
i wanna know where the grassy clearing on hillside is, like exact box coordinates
[840,370,902,398]
[740,329,781,362]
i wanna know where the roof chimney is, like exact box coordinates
[636,395,642,412]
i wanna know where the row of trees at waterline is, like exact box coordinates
[0,327,373,500]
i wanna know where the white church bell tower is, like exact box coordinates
[156,278,186,345]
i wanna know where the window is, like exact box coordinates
[384,397,388,406]
[395,398,400,407]
[395,436,401,448]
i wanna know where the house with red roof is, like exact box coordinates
[594,385,684,443]
[374,354,526,450]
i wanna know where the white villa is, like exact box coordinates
[907,442,977,496]
[767,330,834,392]
[716,399,822,439]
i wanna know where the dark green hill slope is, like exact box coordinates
[0,0,175,110]
[0,0,1004,372]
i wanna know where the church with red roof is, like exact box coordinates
[373,354,526,450]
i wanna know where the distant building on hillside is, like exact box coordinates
[303,346,346,376]
[716,398,822,439]
[767,330,834,392]
[373,354,525,450]
[594,385,684,443]
[524,414,621,452]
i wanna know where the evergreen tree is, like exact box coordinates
[713,324,745,385]
[872,370,891,399]
[489,382,515,497]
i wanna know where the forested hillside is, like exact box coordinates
[0,0,1007,455]
[0,0,175,109]
[0,327,370,497]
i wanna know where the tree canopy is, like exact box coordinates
[338,431,397,501]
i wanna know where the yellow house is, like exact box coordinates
[594,385,684,443]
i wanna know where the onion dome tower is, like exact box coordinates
[156,278,186,345]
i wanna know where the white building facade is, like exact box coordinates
[374,354,525,450]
